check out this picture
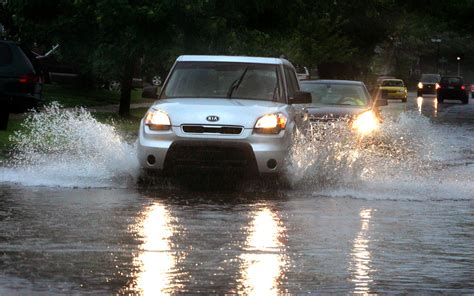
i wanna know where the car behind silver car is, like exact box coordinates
[138,55,311,177]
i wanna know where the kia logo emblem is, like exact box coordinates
[206,115,219,122]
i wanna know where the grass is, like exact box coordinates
[0,117,23,160]
[92,108,148,135]
[42,84,152,107]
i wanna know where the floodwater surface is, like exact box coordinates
[0,95,473,294]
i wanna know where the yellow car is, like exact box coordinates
[378,79,408,102]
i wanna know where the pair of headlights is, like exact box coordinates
[144,110,288,134]
[418,82,441,89]
[144,109,379,136]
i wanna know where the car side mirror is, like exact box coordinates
[374,98,388,106]
[142,85,158,99]
[290,91,312,104]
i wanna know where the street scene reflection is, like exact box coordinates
[239,207,287,295]
[129,203,181,295]
[350,208,374,294]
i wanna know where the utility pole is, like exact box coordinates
[431,38,442,73]
[457,56,461,76]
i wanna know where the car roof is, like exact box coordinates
[381,79,403,82]
[177,55,293,67]
[421,73,441,77]
[300,79,365,85]
[441,75,462,78]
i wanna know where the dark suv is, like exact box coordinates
[417,73,441,96]
[0,40,43,129]
[437,76,469,104]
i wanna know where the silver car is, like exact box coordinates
[300,80,387,135]
[138,55,311,176]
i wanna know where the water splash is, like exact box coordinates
[0,102,139,188]
[286,116,363,188]
[286,111,474,200]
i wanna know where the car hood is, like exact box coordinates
[149,98,290,128]
[304,105,369,120]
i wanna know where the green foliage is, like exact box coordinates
[3,0,473,96]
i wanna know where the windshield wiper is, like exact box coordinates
[227,67,248,98]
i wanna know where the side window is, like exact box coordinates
[0,43,13,66]
[284,67,299,98]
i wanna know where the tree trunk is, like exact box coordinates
[118,61,134,117]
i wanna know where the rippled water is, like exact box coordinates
[0,101,473,294]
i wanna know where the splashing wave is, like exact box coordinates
[0,103,139,188]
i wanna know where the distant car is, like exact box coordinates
[138,55,312,178]
[376,75,395,85]
[0,40,43,129]
[417,73,441,96]
[378,78,407,102]
[437,76,469,104]
[300,80,387,136]
[296,66,310,80]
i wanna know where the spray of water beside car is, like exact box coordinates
[137,55,312,179]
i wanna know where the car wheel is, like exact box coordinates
[0,107,9,130]
[402,97,407,103]
[108,81,121,92]
[437,96,443,104]
[152,75,162,86]
[462,98,469,104]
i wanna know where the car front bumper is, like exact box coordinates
[137,121,292,175]
[383,92,407,99]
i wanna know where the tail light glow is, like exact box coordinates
[19,73,40,84]
[435,83,440,90]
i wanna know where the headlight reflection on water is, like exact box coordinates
[128,203,183,295]
[239,207,287,295]
[417,96,438,117]
[417,96,423,114]
[350,208,374,294]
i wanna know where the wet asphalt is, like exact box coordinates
[1,93,474,294]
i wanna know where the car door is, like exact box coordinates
[0,42,14,97]
[283,65,304,131]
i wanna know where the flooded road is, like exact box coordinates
[1,93,474,294]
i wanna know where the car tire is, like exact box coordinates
[402,98,407,103]
[437,96,443,104]
[462,98,468,104]
[0,107,9,130]
[108,81,121,92]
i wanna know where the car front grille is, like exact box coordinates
[182,125,243,135]
[163,141,258,175]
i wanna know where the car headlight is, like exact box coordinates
[144,109,171,130]
[352,110,379,136]
[417,82,423,89]
[254,113,287,134]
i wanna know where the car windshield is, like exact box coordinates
[382,80,403,87]
[421,74,440,83]
[441,77,462,85]
[300,83,370,106]
[162,62,279,101]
